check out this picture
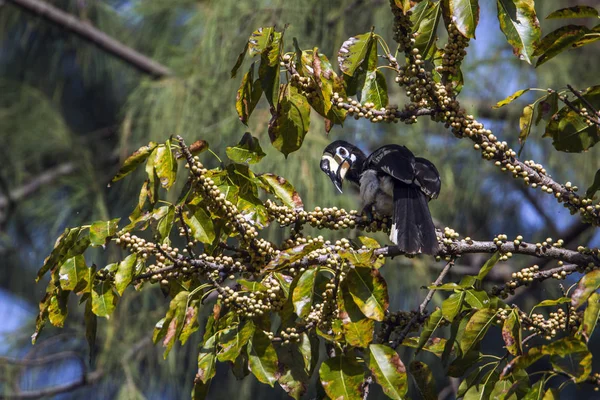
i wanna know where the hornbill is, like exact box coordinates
[320,140,441,255]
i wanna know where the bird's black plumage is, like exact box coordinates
[320,141,441,255]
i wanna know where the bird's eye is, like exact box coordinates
[338,148,348,157]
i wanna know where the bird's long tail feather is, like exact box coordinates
[390,184,438,254]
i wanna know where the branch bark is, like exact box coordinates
[6,0,172,78]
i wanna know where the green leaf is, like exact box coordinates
[48,289,69,327]
[257,173,304,209]
[409,361,437,400]
[236,63,263,125]
[248,27,274,57]
[156,205,175,242]
[346,267,389,321]
[264,241,322,272]
[442,291,466,322]
[162,291,189,358]
[360,70,388,110]
[493,89,530,109]
[248,328,278,386]
[449,0,480,38]
[502,309,522,356]
[180,302,199,345]
[154,140,177,190]
[115,254,137,296]
[572,269,600,309]
[338,32,375,76]
[89,218,120,247]
[547,338,592,383]
[231,41,248,78]
[546,6,599,19]
[226,132,266,164]
[578,292,600,342]
[532,296,570,310]
[196,334,218,383]
[464,290,491,309]
[585,169,600,198]
[276,333,317,399]
[535,92,558,125]
[543,388,560,399]
[319,354,365,400]
[268,84,310,157]
[417,308,444,352]
[259,32,281,108]
[338,284,374,347]
[58,255,87,291]
[459,308,497,354]
[402,337,446,357]
[519,104,535,151]
[217,320,255,362]
[497,0,541,64]
[91,281,117,318]
[292,267,319,318]
[38,227,83,282]
[111,142,158,183]
[545,85,600,152]
[184,207,215,244]
[477,251,501,280]
[368,345,407,399]
[534,25,589,66]
[411,1,442,57]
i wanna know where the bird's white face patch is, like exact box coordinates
[321,154,339,173]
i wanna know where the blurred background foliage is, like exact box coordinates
[0,0,599,398]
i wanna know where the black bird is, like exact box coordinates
[320,140,441,255]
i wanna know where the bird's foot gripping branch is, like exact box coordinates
[35,135,600,399]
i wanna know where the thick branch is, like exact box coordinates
[6,0,172,78]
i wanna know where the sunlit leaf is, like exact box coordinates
[226,132,266,164]
[257,173,304,209]
[417,308,444,352]
[338,284,374,347]
[236,63,264,125]
[360,70,388,110]
[459,308,497,354]
[268,85,310,157]
[58,255,87,291]
[319,354,365,400]
[248,27,274,57]
[578,292,600,342]
[493,89,530,109]
[37,227,83,282]
[464,290,491,309]
[518,104,535,152]
[411,1,442,57]
[196,334,218,383]
[183,207,215,244]
[91,281,117,318]
[546,6,599,19]
[442,291,465,322]
[572,269,600,309]
[449,0,480,39]
[217,320,254,362]
[534,25,589,66]
[111,142,158,183]
[292,267,319,318]
[89,218,120,246]
[346,267,389,321]
[502,309,522,356]
[154,140,177,190]
[248,328,278,386]
[497,0,540,64]
[338,32,374,76]
[115,254,137,296]
[368,345,407,400]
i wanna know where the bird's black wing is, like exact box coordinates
[414,157,441,200]
[365,145,416,184]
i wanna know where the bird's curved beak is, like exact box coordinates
[320,153,350,194]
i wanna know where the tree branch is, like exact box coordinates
[0,162,76,210]
[6,0,172,78]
